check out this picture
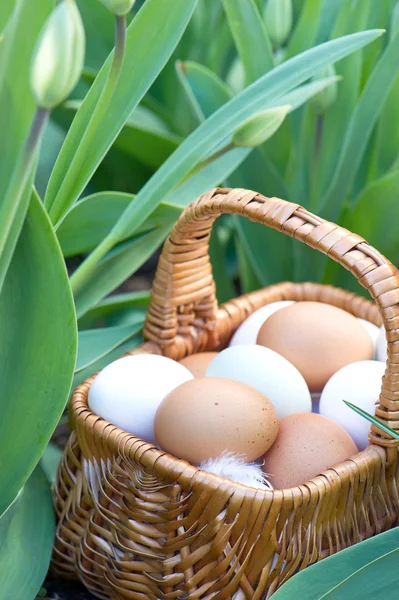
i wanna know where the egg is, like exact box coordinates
[154,377,278,464]
[179,352,218,378]
[257,302,373,392]
[206,345,311,418]
[229,301,295,346]
[376,325,387,363]
[319,360,386,450]
[357,318,380,355]
[88,354,193,443]
[262,413,358,489]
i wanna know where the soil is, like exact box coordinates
[38,577,95,599]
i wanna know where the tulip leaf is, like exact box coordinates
[45,0,198,222]
[177,61,233,119]
[0,190,77,515]
[321,31,399,221]
[0,466,55,600]
[57,192,181,256]
[78,290,150,329]
[0,0,53,202]
[272,527,399,600]
[40,443,62,486]
[285,0,322,59]
[74,226,171,319]
[222,0,274,83]
[109,30,383,242]
[72,334,142,389]
[76,320,144,373]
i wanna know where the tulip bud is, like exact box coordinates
[390,1,399,41]
[310,65,338,115]
[232,105,291,148]
[264,0,293,49]
[30,0,85,109]
[100,0,136,16]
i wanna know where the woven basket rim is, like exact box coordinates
[71,283,388,499]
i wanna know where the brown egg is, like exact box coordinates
[262,412,358,489]
[179,352,218,378]
[257,301,373,392]
[154,377,279,465]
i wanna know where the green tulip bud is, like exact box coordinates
[232,105,291,148]
[100,0,136,16]
[310,64,338,116]
[264,0,293,49]
[30,0,85,109]
[390,1,399,41]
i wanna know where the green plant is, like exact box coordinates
[272,526,399,599]
[0,0,395,596]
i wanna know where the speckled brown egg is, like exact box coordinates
[262,412,358,489]
[257,301,373,392]
[179,352,219,378]
[154,377,279,465]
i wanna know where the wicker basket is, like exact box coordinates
[53,188,399,600]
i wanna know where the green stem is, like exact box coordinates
[0,107,49,292]
[180,142,234,184]
[49,15,127,226]
[70,141,236,296]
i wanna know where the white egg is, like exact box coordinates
[357,318,380,357]
[88,354,193,443]
[206,345,311,418]
[319,360,385,450]
[376,325,387,363]
[229,301,295,346]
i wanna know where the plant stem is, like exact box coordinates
[49,15,127,225]
[0,107,49,292]
[70,141,236,296]
[180,142,235,184]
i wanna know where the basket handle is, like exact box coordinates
[144,187,399,448]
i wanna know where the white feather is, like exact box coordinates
[199,451,273,490]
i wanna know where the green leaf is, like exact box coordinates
[57,192,182,256]
[321,30,399,222]
[177,61,233,119]
[64,101,181,170]
[0,1,15,33]
[110,31,384,239]
[77,0,114,72]
[376,71,399,174]
[44,0,198,222]
[285,0,322,59]
[343,401,399,441]
[0,0,53,291]
[222,0,274,83]
[78,290,150,329]
[0,466,55,600]
[235,232,262,293]
[209,221,236,303]
[0,191,77,514]
[273,528,399,600]
[0,0,53,202]
[71,29,384,295]
[165,147,252,207]
[72,333,142,388]
[76,320,143,372]
[40,443,62,486]
[74,226,171,319]
[312,0,372,204]
[339,170,399,262]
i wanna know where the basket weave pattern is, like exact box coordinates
[53,188,399,599]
